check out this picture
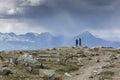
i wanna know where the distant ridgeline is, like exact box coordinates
[0,31,120,50]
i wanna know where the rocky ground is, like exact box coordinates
[0,46,120,80]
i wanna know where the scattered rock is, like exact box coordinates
[27,67,33,73]
[94,75,104,80]
[55,76,62,80]
[75,73,79,75]
[0,67,13,75]
[9,58,18,65]
[64,72,71,77]
[97,69,114,76]
[39,69,56,80]
[0,55,4,60]
[101,63,115,69]
[75,53,87,57]
[89,75,94,78]
[19,51,23,54]
[87,57,92,60]
[110,54,118,60]
[18,53,41,67]
[24,62,29,67]
[2,65,9,67]
[96,59,100,63]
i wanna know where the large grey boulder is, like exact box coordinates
[18,53,42,67]
[39,69,56,80]
[9,58,18,65]
[27,67,33,73]
[0,55,4,60]
[0,67,13,75]
[97,69,114,76]
[94,75,104,80]
[74,52,87,57]
[93,69,114,80]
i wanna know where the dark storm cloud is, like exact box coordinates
[1,0,120,38]
[22,0,120,18]
[1,0,119,18]
[83,0,115,6]
[12,0,120,36]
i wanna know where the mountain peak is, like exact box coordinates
[39,32,52,37]
[81,31,92,35]
[80,31,94,37]
[8,32,16,36]
[40,32,51,35]
[76,31,94,38]
[25,32,39,36]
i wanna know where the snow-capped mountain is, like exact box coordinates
[0,32,65,50]
[0,32,31,42]
[0,31,120,50]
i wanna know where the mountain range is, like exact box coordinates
[0,31,120,50]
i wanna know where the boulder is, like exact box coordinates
[64,72,71,77]
[9,58,18,65]
[94,75,104,80]
[0,55,4,60]
[27,67,33,73]
[75,53,87,57]
[0,67,13,75]
[97,69,114,76]
[110,54,118,60]
[18,53,42,67]
[39,69,56,80]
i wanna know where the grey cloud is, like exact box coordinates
[0,0,120,38]
[1,0,120,18]
[0,0,48,17]
[83,0,115,6]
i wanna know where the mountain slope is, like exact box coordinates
[0,32,66,50]
[0,31,120,50]
[75,31,120,47]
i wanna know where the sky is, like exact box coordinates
[1,0,120,41]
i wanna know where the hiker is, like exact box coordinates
[76,39,78,46]
[79,38,82,46]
